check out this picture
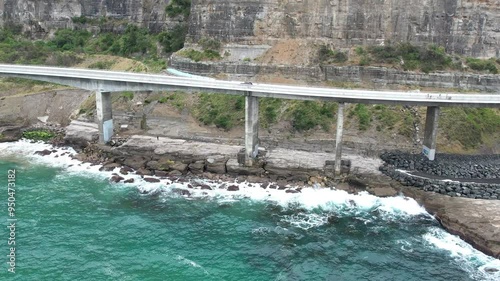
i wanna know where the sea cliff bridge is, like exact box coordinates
[1,64,499,175]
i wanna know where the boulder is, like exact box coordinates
[200,184,212,190]
[171,162,188,173]
[124,156,148,170]
[226,159,265,176]
[168,170,183,176]
[124,178,135,183]
[99,163,121,172]
[154,170,168,177]
[0,125,23,142]
[171,188,191,196]
[189,161,205,174]
[136,168,153,176]
[206,156,228,174]
[63,121,98,148]
[227,185,239,191]
[148,158,176,171]
[110,175,124,183]
[35,149,52,156]
[143,177,160,183]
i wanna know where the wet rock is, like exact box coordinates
[99,163,121,172]
[0,125,23,142]
[285,189,300,193]
[124,178,135,183]
[226,158,265,176]
[136,168,153,176]
[484,267,499,273]
[189,161,205,174]
[143,177,160,183]
[123,156,148,170]
[227,185,239,191]
[168,170,182,176]
[171,162,188,173]
[110,175,124,183]
[206,156,228,174]
[121,166,134,173]
[200,184,212,190]
[154,170,168,177]
[35,149,52,156]
[327,215,337,224]
[171,188,191,196]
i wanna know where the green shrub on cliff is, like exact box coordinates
[165,0,191,18]
[318,45,348,64]
[23,130,55,141]
[465,58,498,74]
[366,43,451,73]
[158,25,187,53]
[49,29,91,51]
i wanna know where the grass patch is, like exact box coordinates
[194,93,244,131]
[259,98,283,128]
[372,104,399,131]
[3,78,50,86]
[178,49,221,62]
[23,130,55,141]
[289,101,337,131]
[398,112,415,138]
[121,91,134,101]
[88,60,114,69]
[349,104,372,130]
[157,92,187,110]
[318,45,348,64]
[440,107,500,149]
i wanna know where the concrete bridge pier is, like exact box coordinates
[244,92,259,166]
[422,106,440,161]
[96,91,113,144]
[334,102,345,176]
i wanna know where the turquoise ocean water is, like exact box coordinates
[0,140,499,281]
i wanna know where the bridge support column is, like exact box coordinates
[422,106,440,161]
[96,91,113,144]
[334,102,345,176]
[245,92,259,166]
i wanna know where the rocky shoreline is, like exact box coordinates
[379,151,500,200]
[4,122,500,259]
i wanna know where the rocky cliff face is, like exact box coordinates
[188,0,500,58]
[1,0,499,57]
[0,0,179,35]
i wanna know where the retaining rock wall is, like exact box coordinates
[170,58,500,92]
[380,151,500,200]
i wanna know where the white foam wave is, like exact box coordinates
[280,213,330,230]
[0,139,111,179]
[176,255,210,275]
[423,227,500,281]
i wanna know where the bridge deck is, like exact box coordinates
[0,64,499,107]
